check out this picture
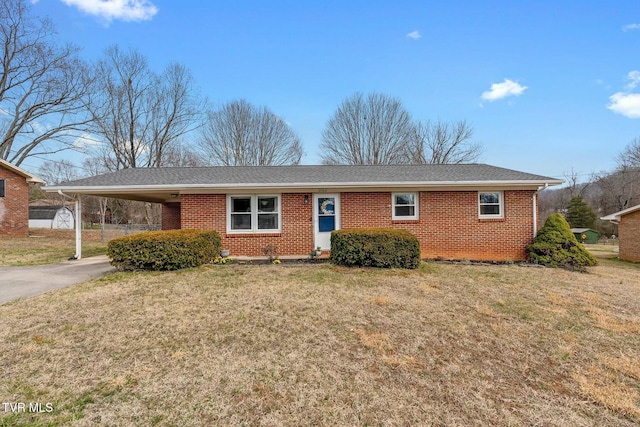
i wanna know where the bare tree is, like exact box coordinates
[0,0,92,166]
[199,99,303,166]
[411,120,482,164]
[82,157,111,240]
[593,138,640,214]
[594,165,640,213]
[321,92,415,165]
[563,168,589,198]
[617,137,640,167]
[162,142,206,167]
[86,45,204,170]
[37,159,80,185]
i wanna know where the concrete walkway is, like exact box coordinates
[0,256,114,304]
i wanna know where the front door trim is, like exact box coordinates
[313,193,340,250]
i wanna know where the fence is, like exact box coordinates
[85,223,161,242]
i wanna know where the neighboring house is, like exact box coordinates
[570,228,599,244]
[0,159,45,237]
[601,204,640,262]
[45,164,563,261]
[29,205,75,229]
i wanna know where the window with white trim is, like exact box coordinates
[0,179,4,197]
[392,192,418,219]
[478,191,503,218]
[228,195,281,232]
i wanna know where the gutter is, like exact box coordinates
[45,179,565,194]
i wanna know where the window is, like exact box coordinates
[228,195,280,232]
[392,192,418,220]
[478,191,503,218]
[0,179,4,197]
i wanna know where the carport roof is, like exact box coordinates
[44,164,564,203]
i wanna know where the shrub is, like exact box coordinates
[108,229,221,271]
[330,228,420,269]
[527,213,597,270]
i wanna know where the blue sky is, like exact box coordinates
[25,0,640,181]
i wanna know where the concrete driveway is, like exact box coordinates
[0,256,115,304]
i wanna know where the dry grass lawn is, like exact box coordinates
[0,248,639,425]
[0,230,114,266]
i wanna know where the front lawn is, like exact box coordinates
[0,230,112,266]
[1,256,639,426]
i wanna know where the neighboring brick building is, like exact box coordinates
[46,164,563,261]
[602,205,640,262]
[0,159,44,237]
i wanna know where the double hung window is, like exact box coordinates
[478,191,503,218]
[392,192,418,220]
[228,195,280,232]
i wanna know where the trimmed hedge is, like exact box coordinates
[330,228,421,269]
[107,229,221,271]
[527,213,598,270]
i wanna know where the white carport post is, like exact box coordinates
[75,197,82,259]
[58,189,82,260]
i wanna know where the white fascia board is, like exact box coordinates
[45,179,564,194]
[601,203,640,221]
[0,158,45,183]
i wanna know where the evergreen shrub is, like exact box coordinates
[527,213,597,270]
[108,229,221,271]
[330,228,420,269]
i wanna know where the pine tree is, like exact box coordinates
[565,196,596,228]
[527,213,598,269]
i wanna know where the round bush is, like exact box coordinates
[107,229,221,271]
[330,228,420,269]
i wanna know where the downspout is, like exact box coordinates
[532,183,548,238]
[58,190,82,260]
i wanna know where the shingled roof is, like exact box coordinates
[45,164,563,203]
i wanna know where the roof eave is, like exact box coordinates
[45,179,563,193]
[600,203,640,222]
[44,179,563,203]
[0,158,45,183]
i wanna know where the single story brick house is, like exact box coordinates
[601,204,640,262]
[45,164,562,261]
[0,159,45,237]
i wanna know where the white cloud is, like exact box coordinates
[72,133,103,150]
[607,92,640,118]
[626,70,640,89]
[481,79,527,101]
[623,23,640,32]
[406,30,421,40]
[59,0,158,23]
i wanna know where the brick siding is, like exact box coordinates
[174,190,536,261]
[0,165,30,237]
[341,191,535,261]
[618,209,640,262]
[179,193,314,257]
[161,202,181,230]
